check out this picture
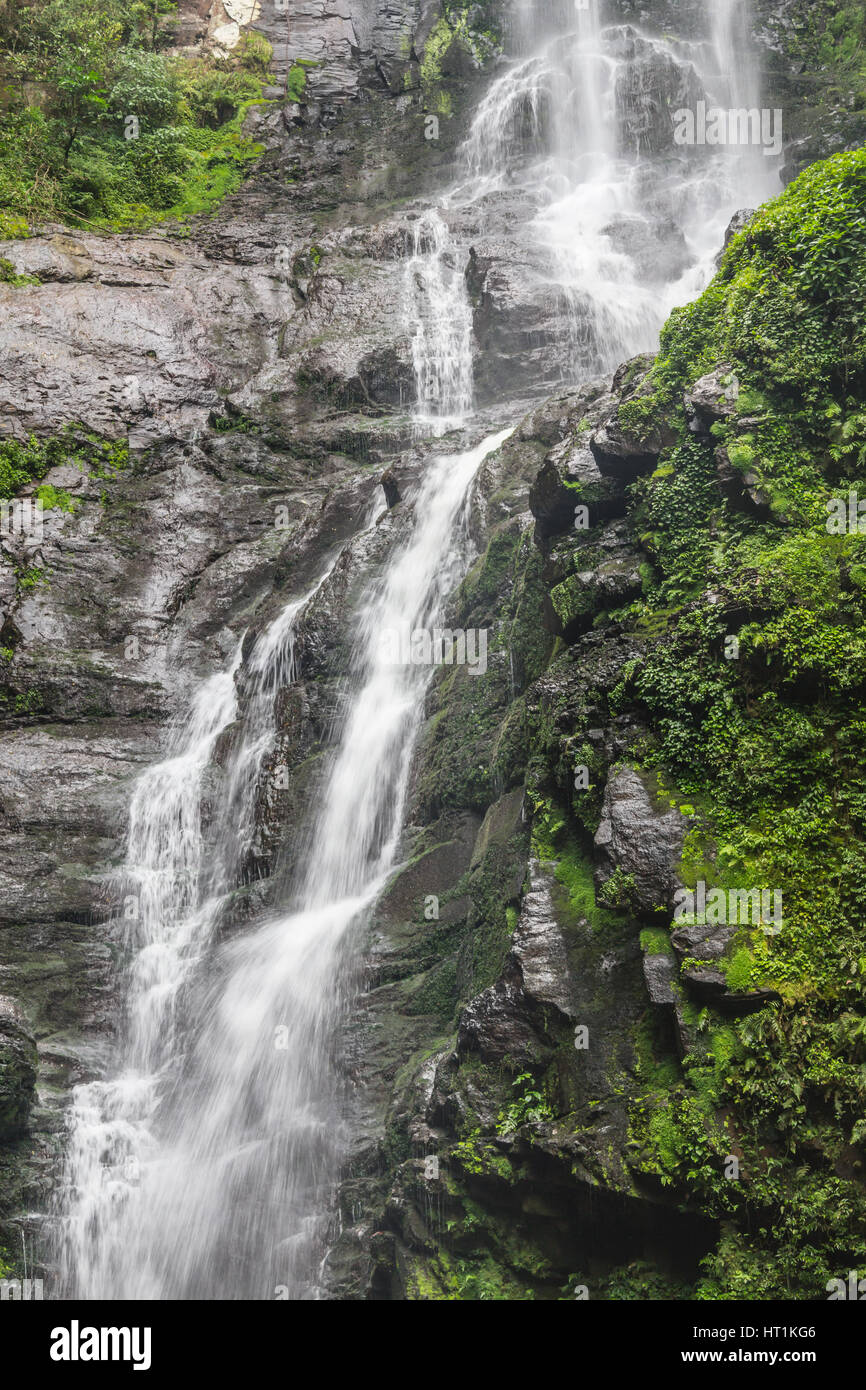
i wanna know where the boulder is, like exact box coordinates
[593,766,689,916]
[457,861,574,1064]
[714,209,756,268]
[684,366,740,431]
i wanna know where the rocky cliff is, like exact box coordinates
[0,0,864,1298]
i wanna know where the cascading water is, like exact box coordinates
[55,657,243,1298]
[55,122,495,1294]
[56,444,508,1295]
[404,210,475,432]
[54,0,776,1301]
[449,0,780,379]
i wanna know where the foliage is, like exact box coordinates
[595,150,866,1297]
[495,1072,554,1135]
[0,0,266,230]
[0,427,126,505]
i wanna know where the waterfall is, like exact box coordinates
[55,422,509,1298]
[404,210,475,432]
[53,0,775,1300]
[449,0,780,378]
[54,566,338,1297]
[55,658,242,1298]
[56,201,502,1297]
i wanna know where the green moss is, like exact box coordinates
[15,566,46,591]
[583,149,866,1296]
[287,60,317,103]
[0,256,38,286]
[639,927,673,957]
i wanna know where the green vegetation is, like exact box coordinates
[496,1072,554,1135]
[591,149,866,1298]
[286,59,316,104]
[0,255,38,284]
[434,148,866,1303]
[0,428,126,506]
[417,0,502,115]
[0,0,266,232]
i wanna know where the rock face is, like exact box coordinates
[0,998,37,1142]
[457,860,575,1065]
[0,0,860,1302]
[0,0,502,1265]
[593,766,689,917]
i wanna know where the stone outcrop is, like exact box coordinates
[0,0,861,1301]
[593,765,689,917]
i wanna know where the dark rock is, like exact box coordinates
[547,519,643,639]
[590,407,665,476]
[530,437,626,539]
[670,918,737,963]
[0,997,37,1141]
[642,952,679,1006]
[456,861,574,1066]
[684,367,740,431]
[380,468,401,507]
[714,209,756,268]
[593,766,689,916]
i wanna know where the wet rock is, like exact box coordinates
[711,988,783,1017]
[509,860,574,1019]
[456,978,546,1066]
[453,850,575,1067]
[380,468,401,508]
[684,366,740,431]
[602,214,690,284]
[670,918,737,963]
[547,519,642,639]
[714,208,756,267]
[0,997,37,1140]
[610,25,706,155]
[680,967,782,1016]
[456,861,574,1065]
[593,765,689,916]
[590,402,667,475]
[672,917,782,1016]
[643,952,679,1006]
[530,438,626,539]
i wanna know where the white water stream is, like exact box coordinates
[443,0,781,380]
[55,0,776,1299]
